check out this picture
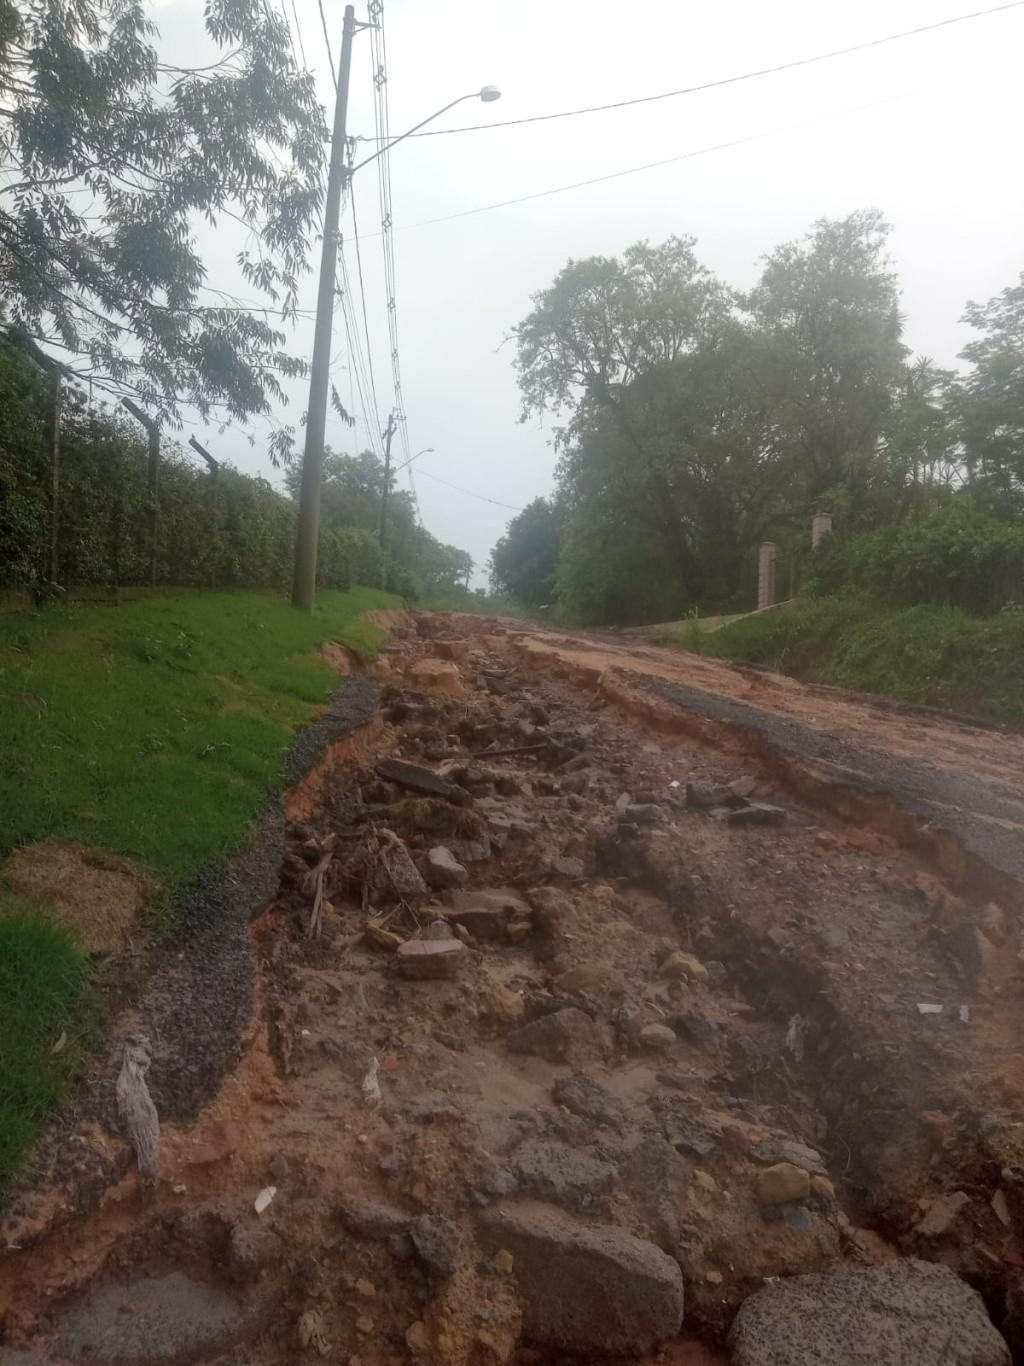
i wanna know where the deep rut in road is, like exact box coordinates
[2,611,1023,1366]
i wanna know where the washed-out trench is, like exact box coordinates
[2,611,1024,1366]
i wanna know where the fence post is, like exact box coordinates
[121,400,161,586]
[47,376,62,584]
[757,543,777,611]
[812,512,833,548]
[188,435,221,587]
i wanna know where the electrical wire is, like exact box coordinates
[416,467,523,512]
[378,91,912,235]
[387,1,1024,138]
[316,0,337,89]
[284,0,307,69]
[347,166,384,436]
[337,229,384,458]
[368,0,423,521]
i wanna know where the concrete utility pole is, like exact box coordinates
[291,3,357,612]
[378,411,398,590]
[121,399,161,586]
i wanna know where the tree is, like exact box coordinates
[958,272,1024,511]
[0,0,325,424]
[514,236,731,425]
[511,214,924,624]
[283,446,474,598]
[744,209,908,511]
[489,497,561,606]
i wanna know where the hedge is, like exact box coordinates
[807,504,1024,615]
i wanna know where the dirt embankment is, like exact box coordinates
[1,612,1022,1366]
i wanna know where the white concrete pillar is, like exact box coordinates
[757,543,777,611]
[812,512,833,548]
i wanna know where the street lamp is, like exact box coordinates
[290,18,502,610]
[348,88,502,176]
[394,445,433,475]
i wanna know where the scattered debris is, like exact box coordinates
[726,802,786,827]
[254,1186,277,1215]
[361,1057,382,1108]
[917,1190,971,1237]
[115,1035,159,1196]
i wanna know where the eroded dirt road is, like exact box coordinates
[2,612,1023,1366]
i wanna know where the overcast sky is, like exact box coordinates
[164,0,1024,583]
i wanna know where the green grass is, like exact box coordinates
[0,587,395,1192]
[669,597,1024,725]
[0,900,98,1189]
[0,588,394,882]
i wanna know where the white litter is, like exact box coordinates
[254,1185,276,1215]
[785,1013,806,1063]
[361,1056,383,1108]
[960,1004,970,1024]
[669,780,681,789]
[917,1003,943,1016]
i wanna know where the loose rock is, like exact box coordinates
[511,1139,617,1206]
[410,1213,461,1279]
[639,1023,678,1054]
[478,1205,685,1354]
[756,1162,811,1206]
[424,847,468,890]
[917,1189,971,1237]
[553,1072,623,1127]
[482,984,526,1025]
[395,938,468,980]
[729,1258,1010,1366]
[752,1137,827,1175]
[660,951,709,984]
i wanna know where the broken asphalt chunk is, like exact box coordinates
[375,757,472,806]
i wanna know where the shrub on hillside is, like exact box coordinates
[807,505,1024,615]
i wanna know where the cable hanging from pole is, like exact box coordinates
[368,0,421,522]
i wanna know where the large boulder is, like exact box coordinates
[479,1204,684,1354]
[729,1258,1010,1366]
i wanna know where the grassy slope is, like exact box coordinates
[0,588,392,880]
[0,587,394,1190]
[0,903,97,1187]
[670,598,1024,725]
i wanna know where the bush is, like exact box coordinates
[807,505,1024,615]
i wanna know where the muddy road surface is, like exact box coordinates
[2,611,1023,1366]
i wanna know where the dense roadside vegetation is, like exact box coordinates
[0,587,395,1190]
[667,503,1024,724]
[677,598,1024,724]
[0,338,474,602]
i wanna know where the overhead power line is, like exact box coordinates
[417,467,523,512]
[284,0,307,69]
[317,0,337,89]
[384,91,911,234]
[388,1,1022,138]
